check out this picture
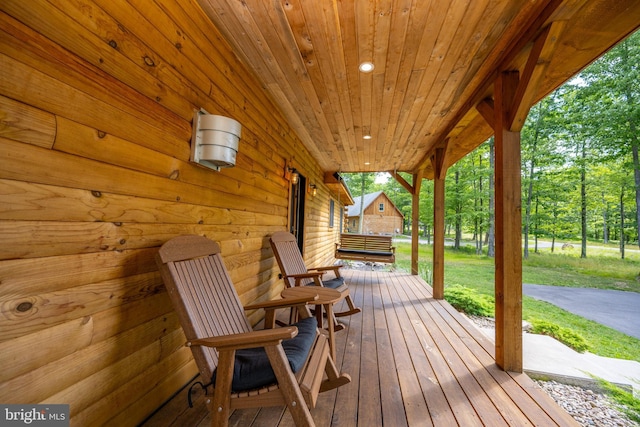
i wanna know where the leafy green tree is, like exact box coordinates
[521,95,562,258]
[551,82,607,258]
[486,137,495,257]
[533,167,576,250]
[342,172,376,233]
[594,158,636,258]
[446,160,473,248]
[578,30,640,245]
[382,172,413,234]
[467,143,492,254]
[418,177,434,239]
[342,172,377,197]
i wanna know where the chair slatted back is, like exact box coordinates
[270,231,314,287]
[156,235,251,381]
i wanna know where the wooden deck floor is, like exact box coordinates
[142,269,578,426]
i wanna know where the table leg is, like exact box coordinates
[315,304,323,328]
[324,303,336,361]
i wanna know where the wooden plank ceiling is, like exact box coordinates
[197,0,640,179]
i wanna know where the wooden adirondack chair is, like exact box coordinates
[269,231,361,318]
[155,235,351,427]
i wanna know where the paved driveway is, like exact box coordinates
[523,284,640,339]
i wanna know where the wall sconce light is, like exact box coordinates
[287,167,299,185]
[190,108,241,171]
[309,183,317,197]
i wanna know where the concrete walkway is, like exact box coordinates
[523,332,640,394]
[475,324,640,395]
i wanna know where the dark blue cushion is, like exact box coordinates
[310,276,344,289]
[211,316,317,392]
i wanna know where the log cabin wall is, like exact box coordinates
[0,1,343,425]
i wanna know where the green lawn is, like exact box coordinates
[392,239,640,362]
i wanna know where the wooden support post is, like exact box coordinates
[494,70,523,372]
[432,148,445,299]
[390,170,423,275]
[410,170,424,275]
[477,22,565,372]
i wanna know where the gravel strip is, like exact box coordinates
[533,380,636,426]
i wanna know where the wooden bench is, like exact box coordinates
[335,234,395,263]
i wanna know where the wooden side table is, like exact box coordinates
[281,286,345,360]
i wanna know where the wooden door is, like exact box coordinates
[289,173,306,253]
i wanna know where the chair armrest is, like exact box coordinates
[245,295,317,327]
[284,271,325,287]
[187,327,298,351]
[310,266,341,273]
[309,265,342,279]
[244,295,318,311]
[285,272,324,279]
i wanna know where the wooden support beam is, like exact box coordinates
[510,21,567,131]
[434,142,448,180]
[410,170,424,275]
[431,148,445,299]
[494,70,523,372]
[476,98,495,131]
[389,170,424,276]
[477,20,566,133]
[388,170,415,195]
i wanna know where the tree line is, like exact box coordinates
[343,30,640,259]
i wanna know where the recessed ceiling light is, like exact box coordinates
[359,62,374,73]
[364,162,370,165]
[363,135,372,140]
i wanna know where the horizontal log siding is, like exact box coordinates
[0,1,341,425]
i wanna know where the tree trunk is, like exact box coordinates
[620,188,625,259]
[630,126,640,248]
[475,155,484,255]
[523,104,542,260]
[580,141,587,259]
[602,192,609,244]
[534,196,539,253]
[487,138,495,257]
[619,39,640,249]
[551,201,557,253]
[454,170,461,249]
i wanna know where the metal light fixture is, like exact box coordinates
[359,62,374,73]
[309,183,317,197]
[190,108,241,171]
[287,167,299,185]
